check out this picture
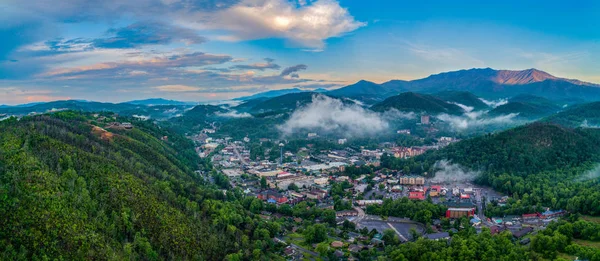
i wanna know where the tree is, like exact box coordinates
[304,224,328,244]
[260,177,268,189]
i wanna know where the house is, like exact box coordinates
[490,225,506,235]
[522,213,539,220]
[540,210,566,219]
[331,241,344,248]
[512,227,534,238]
[348,244,363,253]
[409,191,425,200]
[283,246,295,256]
[425,232,450,241]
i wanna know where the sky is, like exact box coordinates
[1,0,599,105]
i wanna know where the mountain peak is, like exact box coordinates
[494,68,557,85]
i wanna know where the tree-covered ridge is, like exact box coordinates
[371,92,465,115]
[434,91,489,110]
[0,112,280,260]
[543,101,600,128]
[419,123,600,176]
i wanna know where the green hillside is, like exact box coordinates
[489,101,560,119]
[384,123,600,215]
[0,112,280,260]
[371,92,464,115]
[434,91,489,110]
[543,101,600,128]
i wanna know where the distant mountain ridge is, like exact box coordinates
[327,68,600,102]
[124,98,194,106]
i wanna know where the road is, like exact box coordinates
[289,242,319,261]
[232,145,248,165]
[353,207,366,224]
[387,223,409,242]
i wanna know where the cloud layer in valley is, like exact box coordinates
[436,110,521,131]
[430,160,480,183]
[278,94,389,137]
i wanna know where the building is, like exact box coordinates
[409,191,425,200]
[425,232,450,241]
[257,190,288,204]
[356,200,383,206]
[314,177,329,186]
[445,203,476,218]
[539,210,566,219]
[512,227,534,238]
[399,176,425,185]
[522,213,539,220]
[397,129,411,135]
[421,115,430,125]
[338,138,347,145]
[393,147,427,159]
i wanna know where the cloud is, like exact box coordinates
[436,112,521,131]
[479,98,508,108]
[42,52,233,78]
[381,108,417,120]
[215,110,252,118]
[430,160,480,184]
[293,83,341,89]
[92,21,207,49]
[153,85,202,92]
[451,102,474,113]
[201,0,365,48]
[281,64,308,76]
[230,58,281,71]
[278,94,388,137]
[0,87,70,105]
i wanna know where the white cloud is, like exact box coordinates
[381,108,416,120]
[478,98,508,108]
[431,160,480,184]
[436,112,520,131]
[215,110,253,118]
[278,94,388,137]
[194,0,365,49]
[451,102,474,113]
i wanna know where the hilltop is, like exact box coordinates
[543,101,600,128]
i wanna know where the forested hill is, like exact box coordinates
[420,123,600,176]
[384,122,600,215]
[0,112,277,260]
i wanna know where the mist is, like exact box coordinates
[215,110,252,118]
[278,94,389,137]
[452,102,474,113]
[381,108,417,121]
[430,160,480,183]
[436,112,520,131]
[576,164,600,181]
[479,98,508,108]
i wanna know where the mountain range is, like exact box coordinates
[327,68,600,103]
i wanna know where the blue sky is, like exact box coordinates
[1,0,599,104]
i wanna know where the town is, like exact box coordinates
[191,126,566,260]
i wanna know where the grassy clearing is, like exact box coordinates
[573,239,600,248]
[581,215,600,224]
